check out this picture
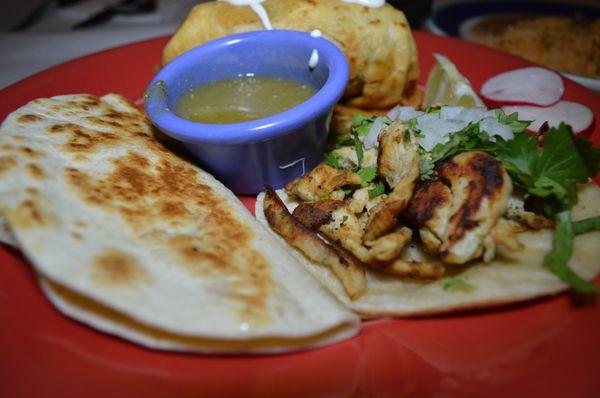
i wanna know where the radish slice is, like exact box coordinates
[502,100,595,137]
[481,67,564,107]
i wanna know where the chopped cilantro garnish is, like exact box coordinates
[423,105,441,115]
[422,122,499,168]
[368,180,386,199]
[324,152,341,169]
[342,187,355,195]
[574,135,600,177]
[441,277,475,292]
[418,150,435,180]
[357,167,377,187]
[350,114,376,137]
[495,109,532,133]
[407,117,419,131]
[334,133,354,148]
[494,130,538,181]
[354,134,364,165]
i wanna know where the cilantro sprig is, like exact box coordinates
[493,124,600,294]
[495,109,532,133]
[350,114,376,137]
[441,277,475,292]
[368,181,386,199]
[324,152,341,169]
[495,124,594,217]
[412,111,522,180]
[357,167,377,187]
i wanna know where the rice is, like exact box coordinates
[482,16,600,78]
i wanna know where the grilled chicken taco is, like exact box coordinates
[0,94,359,353]
[256,107,600,317]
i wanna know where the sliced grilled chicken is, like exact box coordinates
[363,121,420,241]
[364,226,413,262]
[263,187,366,299]
[407,151,513,264]
[405,180,453,254]
[348,187,370,214]
[294,200,440,278]
[284,163,361,202]
[332,146,378,169]
[291,199,345,230]
[377,258,444,279]
[295,202,372,264]
[490,218,524,252]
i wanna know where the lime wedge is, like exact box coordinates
[423,54,484,108]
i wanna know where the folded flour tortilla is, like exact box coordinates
[161,0,420,112]
[256,186,600,317]
[0,94,359,353]
[0,214,16,247]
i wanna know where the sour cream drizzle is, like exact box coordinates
[221,0,385,30]
[221,1,384,67]
[219,0,273,30]
[340,0,385,7]
[309,30,322,69]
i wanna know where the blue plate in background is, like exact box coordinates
[426,0,599,36]
[425,1,600,92]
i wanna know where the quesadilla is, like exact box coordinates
[0,214,16,247]
[0,94,359,353]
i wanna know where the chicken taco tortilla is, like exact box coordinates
[256,107,600,317]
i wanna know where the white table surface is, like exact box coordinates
[1,0,202,89]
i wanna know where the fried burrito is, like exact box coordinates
[0,94,359,353]
[161,0,420,130]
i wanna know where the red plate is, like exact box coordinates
[1,31,599,398]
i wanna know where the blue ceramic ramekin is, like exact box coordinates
[144,30,349,194]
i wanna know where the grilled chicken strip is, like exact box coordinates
[293,200,443,278]
[490,218,524,252]
[294,201,372,263]
[407,151,514,264]
[263,187,366,299]
[364,121,420,241]
[364,226,413,262]
[383,258,445,279]
[285,163,361,202]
